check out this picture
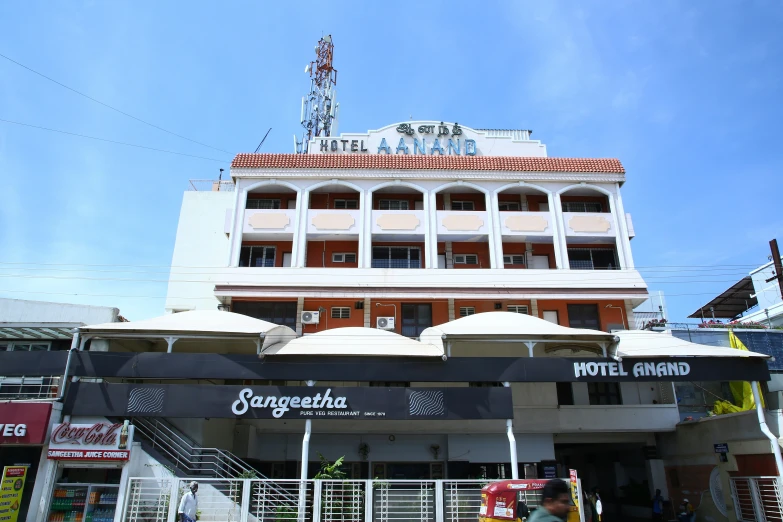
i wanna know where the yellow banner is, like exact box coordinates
[0,466,28,522]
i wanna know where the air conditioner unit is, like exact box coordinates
[376,317,395,330]
[301,311,320,324]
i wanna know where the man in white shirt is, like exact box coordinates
[178,481,198,522]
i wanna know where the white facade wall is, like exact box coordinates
[165,191,234,313]
[0,298,119,324]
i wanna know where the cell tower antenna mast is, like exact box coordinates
[295,34,339,153]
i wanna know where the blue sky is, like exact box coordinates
[1,1,781,321]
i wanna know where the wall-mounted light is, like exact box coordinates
[217,304,231,312]
[358,443,370,461]
[430,444,440,460]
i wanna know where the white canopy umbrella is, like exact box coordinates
[420,311,617,357]
[262,327,444,357]
[613,330,770,359]
[80,310,297,352]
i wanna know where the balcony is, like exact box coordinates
[242,209,296,240]
[436,210,489,240]
[372,210,426,241]
[499,211,554,240]
[563,212,616,238]
[306,209,361,239]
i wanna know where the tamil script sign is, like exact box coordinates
[64,383,514,421]
[47,421,134,461]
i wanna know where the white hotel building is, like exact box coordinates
[159,121,677,487]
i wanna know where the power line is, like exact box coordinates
[0,264,754,278]
[0,271,761,285]
[0,51,230,155]
[0,118,227,163]
[0,260,764,271]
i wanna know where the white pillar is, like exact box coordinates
[506,419,519,479]
[290,189,305,267]
[605,191,628,270]
[422,188,433,269]
[295,190,311,267]
[752,381,783,478]
[612,184,634,269]
[226,180,243,266]
[551,193,568,269]
[299,380,316,522]
[358,189,370,268]
[428,191,439,268]
[488,190,503,269]
[230,186,249,267]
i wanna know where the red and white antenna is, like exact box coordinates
[295,35,339,153]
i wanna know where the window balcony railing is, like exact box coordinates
[0,376,61,400]
[436,211,489,236]
[499,211,553,237]
[242,209,296,236]
[563,212,616,237]
[307,209,361,235]
[372,210,426,236]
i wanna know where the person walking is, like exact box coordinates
[582,490,593,522]
[526,479,572,522]
[652,489,664,521]
[178,481,198,522]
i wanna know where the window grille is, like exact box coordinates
[379,200,409,210]
[331,307,351,319]
[246,199,281,209]
[332,253,357,263]
[334,199,359,209]
[451,201,475,211]
[454,254,479,265]
[503,255,526,265]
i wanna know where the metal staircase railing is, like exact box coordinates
[131,417,253,478]
[128,417,298,505]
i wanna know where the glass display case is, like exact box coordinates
[49,484,118,522]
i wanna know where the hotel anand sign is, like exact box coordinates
[573,360,691,379]
[308,121,547,158]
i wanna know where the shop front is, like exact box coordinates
[44,419,133,522]
[0,402,53,522]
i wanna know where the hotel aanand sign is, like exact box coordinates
[307,121,547,157]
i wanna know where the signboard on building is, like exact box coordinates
[306,121,546,158]
[0,466,27,522]
[47,421,133,461]
[51,352,771,384]
[0,402,52,445]
[714,443,729,454]
[64,383,514,421]
[569,469,580,509]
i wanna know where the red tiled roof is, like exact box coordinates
[231,153,625,173]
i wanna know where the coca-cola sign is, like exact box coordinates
[51,422,120,445]
[48,421,134,461]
